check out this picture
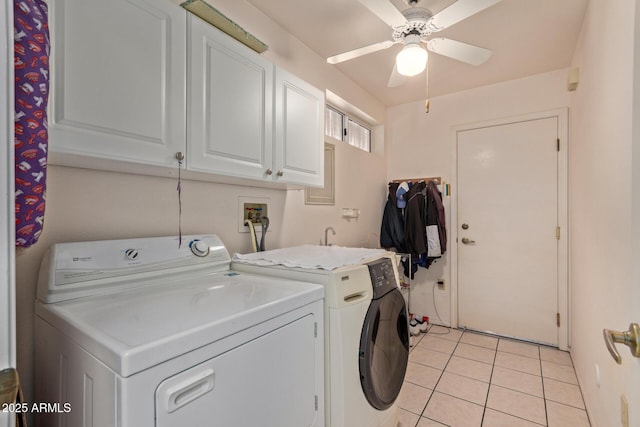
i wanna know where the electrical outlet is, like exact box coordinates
[621,395,629,427]
[437,279,445,290]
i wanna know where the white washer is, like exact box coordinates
[34,235,324,427]
[233,248,409,427]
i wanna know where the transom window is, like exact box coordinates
[325,105,371,152]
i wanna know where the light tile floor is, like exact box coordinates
[398,326,591,427]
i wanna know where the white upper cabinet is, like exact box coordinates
[47,2,324,187]
[188,15,324,187]
[48,0,186,167]
[187,15,273,180]
[274,68,324,187]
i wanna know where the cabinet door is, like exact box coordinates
[187,15,273,180]
[274,68,324,187]
[48,0,186,167]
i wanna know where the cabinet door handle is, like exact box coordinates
[266,169,273,175]
[277,170,284,177]
[175,152,185,161]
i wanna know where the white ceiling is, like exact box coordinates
[246,0,589,106]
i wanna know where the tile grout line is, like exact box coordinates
[489,337,549,426]
[566,351,594,426]
[421,328,499,426]
[539,344,550,426]
[479,336,499,427]
[413,324,462,426]
[403,328,590,426]
[411,328,495,425]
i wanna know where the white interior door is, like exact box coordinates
[457,116,560,346]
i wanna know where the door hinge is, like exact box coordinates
[315,395,318,411]
[557,313,561,327]
[314,322,318,338]
[556,227,560,240]
[557,138,560,152]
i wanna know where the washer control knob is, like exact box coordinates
[189,239,210,257]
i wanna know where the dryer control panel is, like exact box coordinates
[367,258,398,299]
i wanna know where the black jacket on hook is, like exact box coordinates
[380,182,405,252]
[380,182,416,278]
[404,181,428,260]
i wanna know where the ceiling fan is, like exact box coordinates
[327,0,503,87]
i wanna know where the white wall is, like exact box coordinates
[281,140,387,248]
[386,69,571,324]
[15,0,389,417]
[569,1,639,425]
[632,1,640,423]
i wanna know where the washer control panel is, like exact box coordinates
[367,257,398,299]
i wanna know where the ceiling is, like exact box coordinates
[246,0,589,106]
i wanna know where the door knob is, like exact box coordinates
[603,323,640,364]
[461,237,476,245]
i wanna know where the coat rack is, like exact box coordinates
[390,176,441,185]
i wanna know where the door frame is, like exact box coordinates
[1,0,15,367]
[1,0,16,425]
[450,108,569,350]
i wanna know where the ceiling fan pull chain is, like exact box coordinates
[425,62,430,114]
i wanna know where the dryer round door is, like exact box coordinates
[358,288,409,410]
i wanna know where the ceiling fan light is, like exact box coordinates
[396,44,428,76]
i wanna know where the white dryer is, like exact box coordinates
[233,246,409,427]
[34,235,324,427]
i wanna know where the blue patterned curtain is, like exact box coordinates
[14,0,49,247]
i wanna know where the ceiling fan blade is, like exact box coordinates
[327,40,395,64]
[387,64,407,87]
[429,0,502,31]
[356,0,407,28]
[426,38,492,66]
